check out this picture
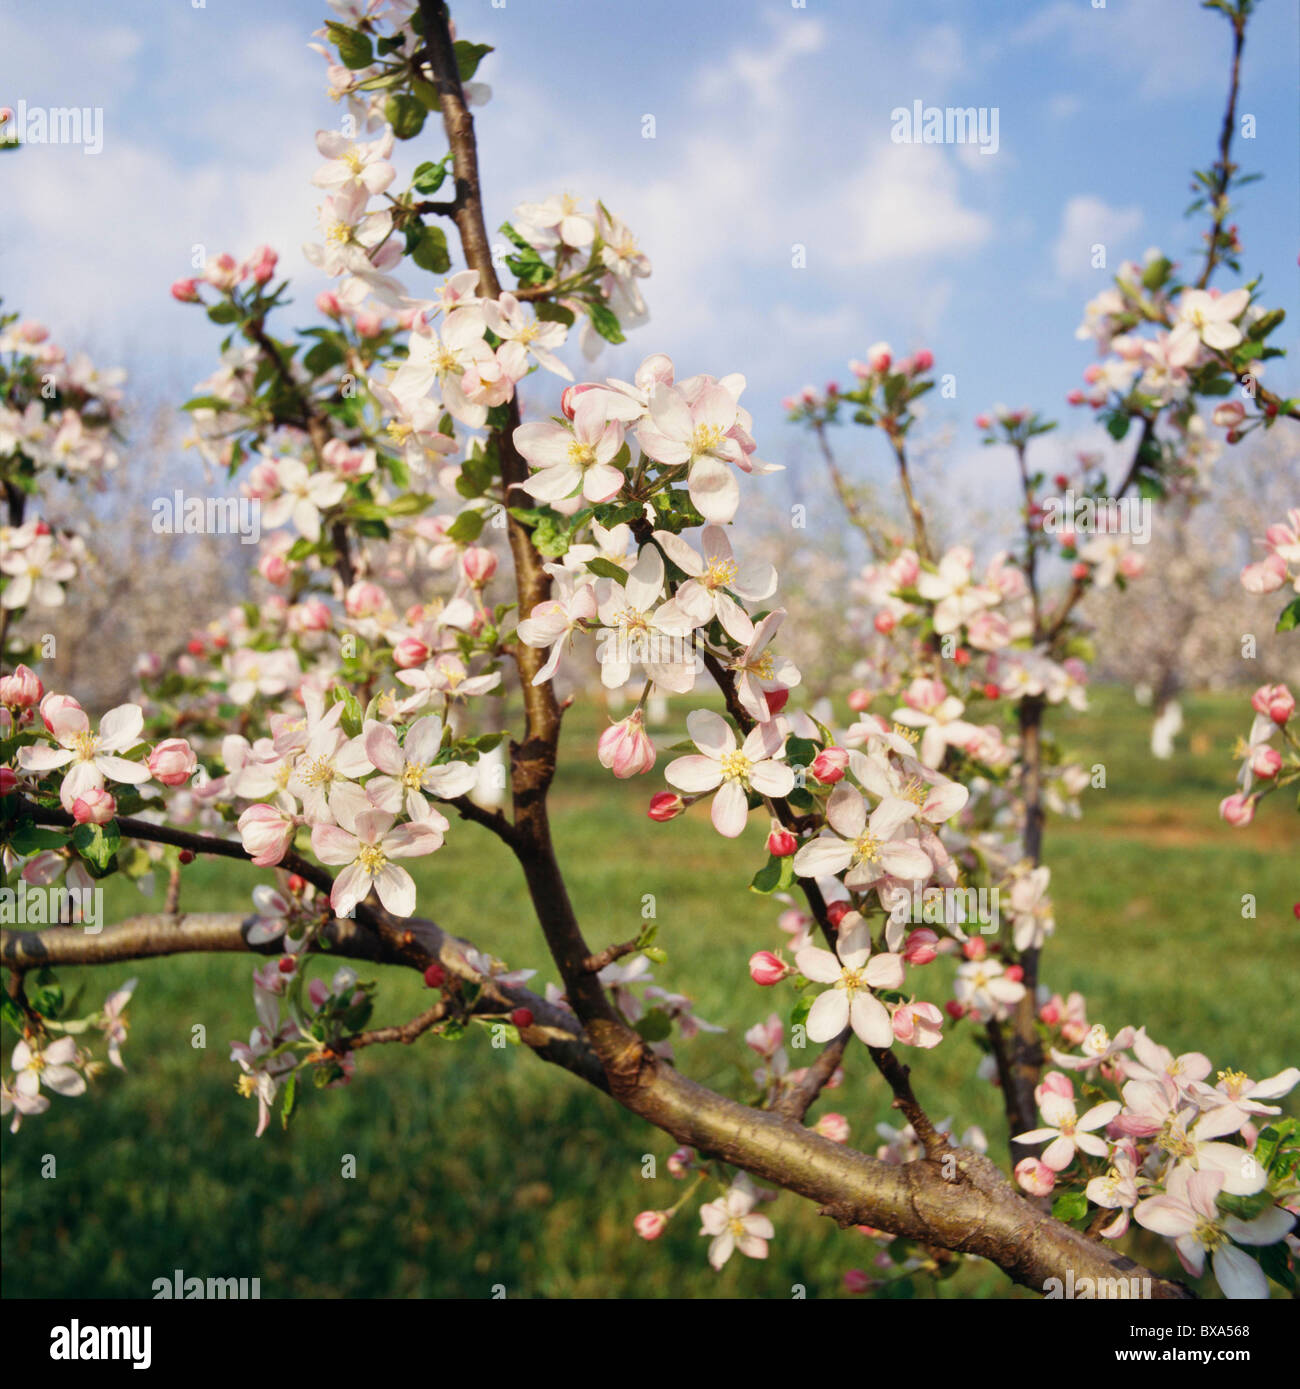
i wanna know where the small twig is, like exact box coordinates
[583,936,640,974]
[346,999,451,1050]
[774,1028,850,1122]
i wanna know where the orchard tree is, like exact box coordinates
[2,0,1297,1300]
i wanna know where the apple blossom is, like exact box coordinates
[698,1175,774,1269]
[311,807,443,918]
[664,710,794,838]
[794,920,904,1047]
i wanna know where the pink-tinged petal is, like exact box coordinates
[664,754,722,794]
[98,704,144,750]
[688,455,740,524]
[686,708,735,758]
[423,760,476,799]
[792,834,853,878]
[17,745,74,772]
[877,840,932,880]
[864,952,904,990]
[794,946,842,984]
[1075,1132,1111,1159]
[1041,1135,1076,1170]
[825,783,866,840]
[741,1213,775,1241]
[1134,1197,1195,1238]
[93,755,151,784]
[582,463,625,504]
[849,992,894,1047]
[741,720,784,762]
[652,528,703,576]
[365,776,404,815]
[1078,1100,1121,1132]
[707,1231,735,1270]
[382,824,443,858]
[312,824,359,866]
[1223,1205,1296,1247]
[836,921,873,969]
[520,461,582,501]
[1197,1142,1266,1196]
[749,759,794,797]
[1015,1127,1060,1145]
[1211,1245,1266,1300]
[41,1065,87,1097]
[806,989,850,1043]
[363,722,404,775]
[373,864,417,917]
[647,383,693,444]
[710,779,749,837]
[331,863,369,917]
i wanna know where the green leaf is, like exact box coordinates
[446,509,485,544]
[326,22,374,69]
[586,300,625,345]
[1104,411,1131,441]
[385,93,427,140]
[1276,597,1300,633]
[330,687,364,738]
[534,301,575,326]
[408,223,451,274]
[280,1072,298,1130]
[453,40,494,81]
[28,967,64,1018]
[303,340,345,375]
[1051,1191,1089,1224]
[412,158,450,194]
[634,1008,672,1043]
[6,824,69,855]
[585,557,628,584]
[0,993,25,1038]
[206,302,240,326]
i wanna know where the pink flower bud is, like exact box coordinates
[0,767,17,795]
[866,341,892,374]
[1004,964,1024,983]
[1212,401,1246,429]
[316,290,342,318]
[843,1269,872,1294]
[258,552,290,586]
[667,1147,692,1179]
[237,803,297,867]
[815,1112,850,1143]
[243,244,278,285]
[170,278,201,303]
[634,1211,669,1240]
[766,823,797,857]
[962,937,987,961]
[811,746,849,784]
[912,349,934,372]
[903,928,939,965]
[1014,1157,1056,1197]
[560,383,596,420]
[647,791,684,821]
[344,581,387,619]
[598,711,656,779]
[0,663,43,709]
[72,787,116,825]
[1118,552,1145,580]
[203,252,239,290]
[873,611,896,635]
[149,738,198,787]
[461,546,498,585]
[846,687,872,713]
[40,692,83,731]
[974,413,991,430]
[354,311,384,339]
[1218,792,1255,827]
[393,636,430,669]
[1038,997,1062,1026]
[1249,745,1282,780]
[1071,561,1090,581]
[748,951,787,986]
[1252,683,1294,725]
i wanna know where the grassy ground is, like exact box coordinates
[2,686,1296,1299]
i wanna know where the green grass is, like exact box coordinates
[2,687,1296,1299]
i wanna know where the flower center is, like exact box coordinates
[839,966,866,994]
[900,776,927,805]
[357,843,387,875]
[71,731,100,760]
[703,557,738,589]
[891,723,920,746]
[853,831,882,865]
[299,755,336,788]
[401,762,427,789]
[727,1215,748,1238]
[1156,1118,1195,1160]
[691,424,725,457]
[1217,1068,1247,1097]
[567,440,597,468]
[1194,1218,1227,1252]
[719,749,752,783]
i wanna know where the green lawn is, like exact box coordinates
[2,687,1296,1299]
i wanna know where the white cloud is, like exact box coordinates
[1052,195,1143,282]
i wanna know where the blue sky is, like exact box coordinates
[3,0,1296,511]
